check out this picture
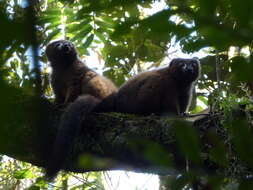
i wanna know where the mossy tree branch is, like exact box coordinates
[0,81,252,177]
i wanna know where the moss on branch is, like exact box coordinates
[0,81,253,177]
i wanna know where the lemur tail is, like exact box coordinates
[45,95,100,180]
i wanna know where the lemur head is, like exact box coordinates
[46,40,78,68]
[169,58,200,83]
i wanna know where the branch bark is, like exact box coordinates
[0,81,251,177]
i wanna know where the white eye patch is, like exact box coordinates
[54,43,63,50]
[182,63,187,70]
[54,42,73,51]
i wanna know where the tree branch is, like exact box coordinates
[0,81,251,177]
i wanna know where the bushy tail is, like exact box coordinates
[93,92,117,112]
[45,95,100,180]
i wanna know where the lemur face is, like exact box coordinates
[169,58,200,82]
[45,40,78,67]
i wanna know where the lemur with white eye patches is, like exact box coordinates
[45,50,200,180]
[46,40,117,105]
[45,40,117,180]
[96,58,201,116]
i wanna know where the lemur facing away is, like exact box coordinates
[45,40,117,180]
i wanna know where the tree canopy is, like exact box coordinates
[1,0,253,189]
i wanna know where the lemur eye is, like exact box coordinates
[179,62,187,70]
[54,43,62,49]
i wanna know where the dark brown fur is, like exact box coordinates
[96,58,200,115]
[46,40,117,105]
[114,58,200,115]
[45,40,117,180]
[45,54,200,180]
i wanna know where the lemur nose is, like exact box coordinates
[62,44,71,52]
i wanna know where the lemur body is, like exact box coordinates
[97,58,200,115]
[45,40,117,180]
[46,40,200,179]
[116,58,200,115]
[46,40,117,105]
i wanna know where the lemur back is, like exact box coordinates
[97,58,200,115]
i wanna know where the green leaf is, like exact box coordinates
[64,7,77,16]
[198,95,208,105]
[94,30,107,43]
[230,0,253,26]
[45,28,61,43]
[230,56,253,82]
[101,16,115,25]
[43,8,61,16]
[96,19,115,29]
[38,14,60,25]
[76,8,92,19]
[27,186,40,190]
[71,25,93,42]
[67,18,92,33]
[191,105,204,113]
[13,169,34,179]
[83,34,94,48]
[207,132,228,167]
[44,20,61,30]
[174,120,201,164]
[230,118,253,167]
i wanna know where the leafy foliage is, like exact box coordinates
[1,0,253,189]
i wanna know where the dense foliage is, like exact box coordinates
[1,0,253,189]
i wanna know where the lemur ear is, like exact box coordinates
[190,58,200,65]
[53,41,75,53]
[169,58,200,67]
[169,58,186,67]
[169,58,179,66]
